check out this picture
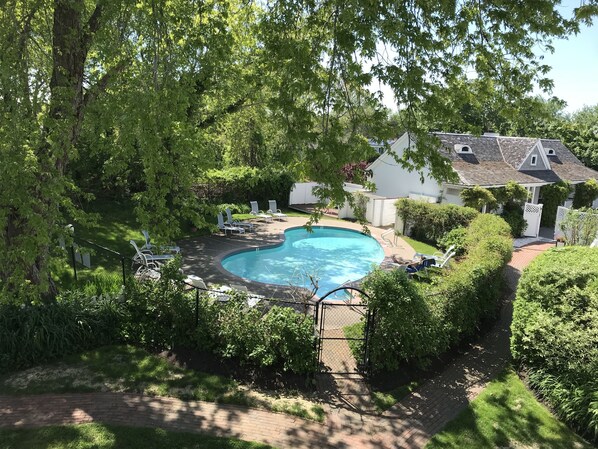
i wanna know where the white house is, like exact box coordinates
[369,131,598,208]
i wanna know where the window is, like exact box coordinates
[454,144,473,154]
[530,155,537,166]
[546,148,556,156]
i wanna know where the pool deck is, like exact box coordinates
[178,216,415,299]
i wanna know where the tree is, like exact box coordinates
[0,0,579,299]
[460,186,497,211]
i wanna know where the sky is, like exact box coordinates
[538,3,598,113]
[376,2,598,115]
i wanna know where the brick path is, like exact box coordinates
[0,243,553,449]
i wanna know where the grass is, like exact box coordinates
[426,369,593,449]
[0,345,325,422]
[399,235,439,256]
[0,423,276,449]
[343,321,364,362]
[372,382,419,413]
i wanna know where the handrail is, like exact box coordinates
[381,228,395,247]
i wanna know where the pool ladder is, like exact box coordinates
[381,228,395,247]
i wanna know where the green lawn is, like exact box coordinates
[398,235,439,256]
[372,382,419,413]
[0,345,324,422]
[0,423,275,449]
[426,369,593,449]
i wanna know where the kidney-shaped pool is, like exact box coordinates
[220,226,385,297]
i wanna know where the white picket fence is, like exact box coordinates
[289,182,320,205]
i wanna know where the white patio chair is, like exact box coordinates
[141,230,180,254]
[217,213,245,234]
[414,244,455,261]
[432,250,456,269]
[250,201,273,222]
[130,240,174,267]
[225,208,254,232]
[267,200,288,221]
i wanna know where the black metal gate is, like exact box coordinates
[314,287,374,375]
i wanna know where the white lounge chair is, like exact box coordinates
[414,244,455,262]
[217,213,245,234]
[141,230,180,254]
[250,201,272,222]
[431,250,455,268]
[130,240,174,267]
[267,200,288,221]
[225,208,254,232]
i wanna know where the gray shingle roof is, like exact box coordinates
[432,132,598,186]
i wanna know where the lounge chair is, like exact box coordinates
[217,212,245,234]
[405,257,436,275]
[267,200,288,221]
[250,201,273,222]
[130,240,174,267]
[225,208,254,232]
[431,250,455,268]
[414,244,455,261]
[141,230,180,254]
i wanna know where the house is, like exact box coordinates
[367,131,598,237]
[369,131,598,207]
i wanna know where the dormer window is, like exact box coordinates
[531,155,537,166]
[454,144,473,154]
[545,148,556,156]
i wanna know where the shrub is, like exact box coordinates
[540,181,572,227]
[395,199,479,244]
[511,247,598,443]
[460,185,497,211]
[364,214,512,371]
[500,204,527,238]
[438,227,467,256]
[0,292,123,374]
[559,207,598,246]
[194,166,295,207]
[573,179,598,209]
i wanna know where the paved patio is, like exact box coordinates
[178,216,415,299]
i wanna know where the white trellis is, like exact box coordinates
[522,202,543,237]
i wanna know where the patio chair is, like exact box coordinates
[250,201,273,222]
[414,244,455,261]
[432,250,455,269]
[405,257,436,275]
[217,212,245,234]
[267,200,288,221]
[141,230,180,254]
[130,240,174,267]
[225,208,254,232]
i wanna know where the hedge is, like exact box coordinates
[395,199,479,244]
[363,213,513,371]
[511,247,598,443]
[193,166,295,207]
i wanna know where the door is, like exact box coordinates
[523,202,543,237]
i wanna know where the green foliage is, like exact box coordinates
[500,204,527,238]
[511,247,598,443]
[459,186,497,211]
[363,214,512,371]
[560,208,598,246]
[573,179,598,209]
[0,293,123,374]
[203,298,316,374]
[427,369,594,449]
[438,227,467,256]
[492,181,529,206]
[395,199,479,244]
[196,167,295,208]
[540,181,572,227]
[0,423,275,449]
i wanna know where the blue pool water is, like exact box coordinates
[221,227,385,298]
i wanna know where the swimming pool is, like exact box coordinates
[220,227,385,298]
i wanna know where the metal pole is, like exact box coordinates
[195,288,199,326]
[70,244,78,283]
[121,257,126,288]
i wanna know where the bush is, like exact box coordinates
[511,247,598,443]
[395,199,479,244]
[540,181,572,227]
[500,204,527,238]
[194,166,295,207]
[200,296,316,374]
[0,292,123,374]
[573,179,598,209]
[363,214,513,371]
[438,227,467,256]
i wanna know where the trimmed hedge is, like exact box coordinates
[363,214,513,370]
[194,166,295,207]
[511,247,598,443]
[395,199,479,243]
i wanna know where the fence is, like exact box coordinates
[289,182,321,205]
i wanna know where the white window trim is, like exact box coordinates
[530,155,537,166]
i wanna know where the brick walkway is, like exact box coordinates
[0,243,554,449]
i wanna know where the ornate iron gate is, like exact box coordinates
[314,287,374,375]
